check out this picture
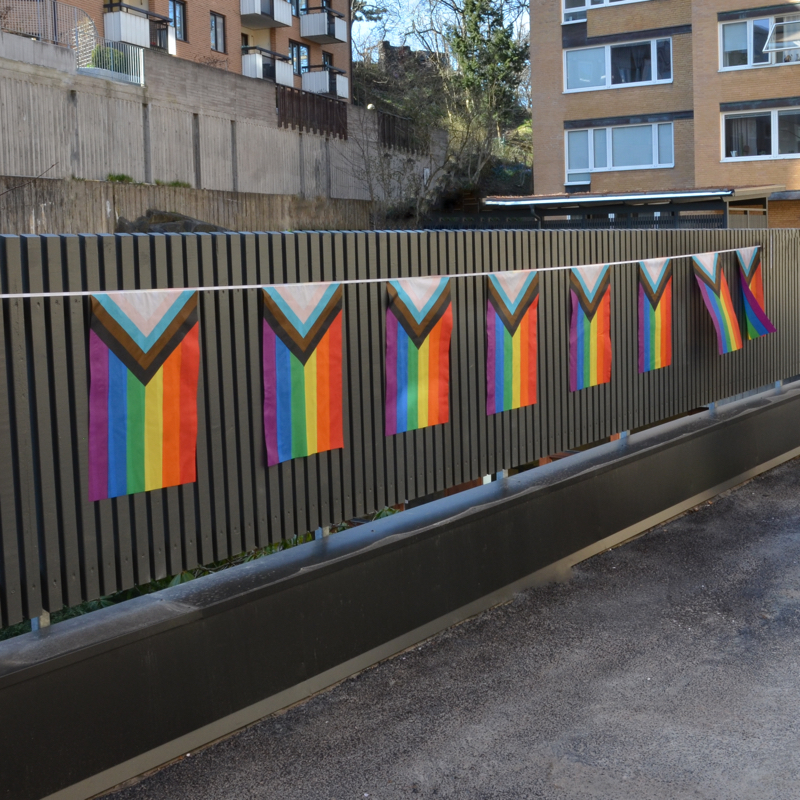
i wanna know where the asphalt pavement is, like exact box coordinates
[103,456,800,800]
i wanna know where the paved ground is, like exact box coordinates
[105,458,800,800]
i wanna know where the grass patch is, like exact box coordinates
[155,179,192,188]
[107,173,134,183]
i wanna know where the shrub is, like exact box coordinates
[90,45,129,74]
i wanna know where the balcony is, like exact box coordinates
[299,7,346,44]
[241,46,293,85]
[103,3,175,53]
[301,64,348,98]
[240,0,292,29]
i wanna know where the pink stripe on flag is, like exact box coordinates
[263,320,280,467]
[385,309,398,436]
[88,329,109,501]
[486,303,496,415]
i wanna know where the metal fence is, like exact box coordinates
[0,0,94,47]
[75,34,144,85]
[1,228,799,627]
[540,214,726,230]
[276,84,348,140]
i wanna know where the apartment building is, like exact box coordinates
[488,0,800,227]
[1,0,350,97]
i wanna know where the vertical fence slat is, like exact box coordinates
[0,238,25,626]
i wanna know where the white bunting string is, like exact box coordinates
[0,246,754,299]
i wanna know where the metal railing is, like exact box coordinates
[75,33,144,84]
[276,83,347,138]
[0,0,145,84]
[377,110,422,153]
[0,0,96,47]
[540,214,726,230]
[0,227,798,627]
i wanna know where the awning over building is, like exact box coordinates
[483,186,785,211]
[482,186,786,230]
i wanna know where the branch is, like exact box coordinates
[0,163,58,201]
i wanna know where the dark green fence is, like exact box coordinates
[1,228,798,626]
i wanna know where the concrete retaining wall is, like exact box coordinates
[0,177,373,234]
[0,37,438,206]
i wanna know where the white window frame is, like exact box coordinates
[764,14,800,52]
[562,0,652,25]
[563,38,673,93]
[719,17,800,70]
[721,107,800,161]
[565,122,675,185]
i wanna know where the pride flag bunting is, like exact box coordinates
[262,282,344,466]
[569,265,611,391]
[638,258,673,373]
[386,276,452,435]
[486,270,539,415]
[735,246,776,340]
[691,253,743,354]
[88,290,200,501]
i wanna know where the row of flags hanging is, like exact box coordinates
[86,246,775,502]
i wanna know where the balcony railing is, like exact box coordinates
[76,34,144,84]
[299,7,346,43]
[241,45,293,86]
[0,0,95,47]
[240,0,292,28]
[0,0,145,84]
[301,64,347,98]
[103,3,175,53]
[276,84,347,139]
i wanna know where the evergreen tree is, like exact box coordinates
[447,0,527,137]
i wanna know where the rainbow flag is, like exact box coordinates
[638,258,673,373]
[569,265,612,391]
[88,290,200,501]
[691,253,743,354]
[262,282,343,466]
[486,270,539,415]
[386,276,452,435]
[735,246,776,340]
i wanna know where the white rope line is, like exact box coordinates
[0,246,754,299]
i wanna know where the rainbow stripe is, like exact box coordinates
[735,246,776,340]
[386,277,452,435]
[691,253,743,355]
[638,258,673,373]
[88,291,200,501]
[262,284,343,466]
[486,271,538,415]
[569,265,612,391]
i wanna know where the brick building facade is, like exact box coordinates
[520,0,800,227]
[58,0,350,95]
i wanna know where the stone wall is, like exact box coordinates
[0,177,372,235]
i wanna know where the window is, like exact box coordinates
[723,107,800,159]
[210,12,225,52]
[563,0,651,25]
[564,39,672,92]
[764,14,800,55]
[322,51,333,67]
[290,0,299,15]
[289,40,309,75]
[565,122,674,184]
[169,0,186,41]
[720,16,800,69]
